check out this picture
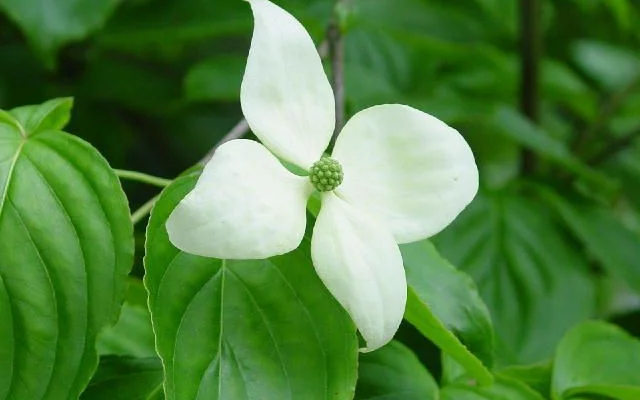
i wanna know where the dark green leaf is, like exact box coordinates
[401,240,494,385]
[553,321,640,399]
[144,173,358,400]
[0,100,134,398]
[433,193,596,365]
[0,0,120,63]
[81,356,163,400]
[541,60,597,119]
[98,0,330,55]
[489,106,614,191]
[541,190,640,296]
[97,278,156,358]
[184,56,245,102]
[355,341,438,400]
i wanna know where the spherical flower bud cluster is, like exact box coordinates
[309,157,343,192]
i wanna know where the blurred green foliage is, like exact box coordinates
[2,0,640,395]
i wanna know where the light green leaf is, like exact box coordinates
[552,321,640,400]
[572,40,640,90]
[433,193,596,365]
[401,240,494,385]
[355,341,438,400]
[144,173,358,400]
[606,0,631,31]
[441,376,545,400]
[541,190,640,296]
[184,56,245,102]
[0,0,121,64]
[0,100,134,398]
[97,278,157,358]
[541,60,597,119]
[81,356,163,400]
[8,98,74,136]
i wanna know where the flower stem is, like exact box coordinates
[115,169,172,188]
[131,194,160,225]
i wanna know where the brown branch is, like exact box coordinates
[328,2,346,146]
[519,0,541,174]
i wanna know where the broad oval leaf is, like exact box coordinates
[552,321,640,400]
[433,193,596,365]
[355,340,438,400]
[401,240,494,385]
[81,356,163,400]
[144,173,358,400]
[0,100,134,398]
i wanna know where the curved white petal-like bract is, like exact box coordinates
[166,139,312,259]
[333,104,479,244]
[311,193,406,352]
[241,0,335,169]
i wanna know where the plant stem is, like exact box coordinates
[328,0,346,146]
[519,0,541,173]
[131,194,160,225]
[115,169,172,188]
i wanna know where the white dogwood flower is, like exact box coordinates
[166,0,478,351]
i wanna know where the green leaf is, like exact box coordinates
[541,60,597,119]
[441,376,545,400]
[355,341,438,400]
[144,173,358,400]
[0,100,134,398]
[489,106,614,191]
[98,0,329,55]
[401,240,494,385]
[541,190,640,296]
[8,98,74,136]
[97,278,157,358]
[552,321,640,400]
[433,193,596,365]
[0,0,121,64]
[184,56,245,102]
[572,40,640,90]
[500,361,552,399]
[81,356,163,400]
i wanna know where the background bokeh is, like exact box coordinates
[1,0,640,370]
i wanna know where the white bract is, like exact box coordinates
[166,0,479,352]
